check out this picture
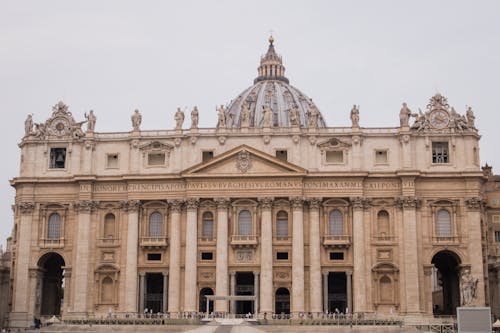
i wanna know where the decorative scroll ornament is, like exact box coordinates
[185,198,199,210]
[395,196,421,209]
[465,197,484,210]
[74,200,98,212]
[214,198,230,209]
[236,150,252,173]
[290,197,303,209]
[17,202,35,214]
[258,197,274,209]
[307,197,322,210]
[168,199,183,212]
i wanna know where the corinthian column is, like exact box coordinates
[72,200,97,315]
[11,203,35,328]
[291,197,304,316]
[351,197,366,313]
[168,200,182,315]
[123,200,141,313]
[184,198,199,312]
[215,198,230,312]
[259,197,273,315]
[308,198,322,314]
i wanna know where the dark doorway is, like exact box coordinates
[431,250,461,315]
[235,272,254,314]
[38,253,65,316]
[328,272,347,313]
[199,288,214,313]
[145,273,164,313]
[275,288,290,314]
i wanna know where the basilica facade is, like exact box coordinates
[8,37,494,328]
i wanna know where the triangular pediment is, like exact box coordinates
[182,145,307,177]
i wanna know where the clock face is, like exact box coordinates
[52,118,70,136]
[430,110,449,129]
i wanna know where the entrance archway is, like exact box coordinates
[199,288,214,313]
[275,288,290,314]
[37,252,65,316]
[431,250,461,315]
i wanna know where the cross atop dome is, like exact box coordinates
[254,36,289,84]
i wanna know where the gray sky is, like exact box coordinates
[1,1,499,247]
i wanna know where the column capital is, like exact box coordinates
[17,202,35,214]
[307,197,322,210]
[186,198,199,210]
[169,199,184,212]
[229,271,236,277]
[120,199,142,212]
[322,271,329,277]
[346,271,353,277]
[290,197,304,209]
[350,197,365,210]
[215,197,230,209]
[423,264,434,276]
[74,200,98,213]
[465,197,484,211]
[253,271,260,277]
[258,197,274,209]
[395,196,421,209]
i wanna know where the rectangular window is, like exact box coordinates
[495,231,500,243]
[276,252,288,260]
[325,150,343,164]
[49,148,66,169]
[275,150,288,162]
[432,142,449,163]
[330,252,344,260]
[106,153,119,168]
[375,150,388,164]
[147,253,162,261]
[148,153,165,166]
[201,252,213,260]
[202,151,214,163]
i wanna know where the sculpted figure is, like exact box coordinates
[240,102,250,128]
[174,107,185,130]
[131,109,142,131]
[262,105,272,127]
[24,114,33,136]
[460,269,478,306]
[350,105,360,127]
[33,123,46,138]
[399,103,412,127]
[190,106,199,129]
[308,105,319,128]
[85,110,96,132]
[217,105,226,128]
[289,104,299,126]
[466,106,475,128]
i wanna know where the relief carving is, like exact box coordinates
[235,250,253,263]
[236,150,252,173]
[274,271,290,280]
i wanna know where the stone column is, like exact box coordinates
[72,200,97,316]
[123,200,141,313]
[423,265,434,314]
[291,197,305,316]
[184,198,199,312]
[397,196,421,313]
[259,197,273,314]
[254,272,260,316]
[346,271,352,314]
[168,200,182,316]
[308,198,322,313]
[322,272,328,313]
[464,197,486,305]
[139,273,145,313]
[215,198,230,312]
[230,271,236,314]
[11,203,35,328]
[163,272,168,313]
[351,197,366,313]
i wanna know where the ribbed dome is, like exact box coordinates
[223,37,327,129]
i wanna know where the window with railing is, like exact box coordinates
[238,210,252,235]
[148,212,163,237]
[329,210,343,236]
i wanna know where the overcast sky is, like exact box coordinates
[1,1,499,247]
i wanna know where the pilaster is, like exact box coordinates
[184,198,199,312]
[215,198,230,312]
[168,200,182,316]
[123,200,141,313]
[291,197,304,315]
[308,198,322,313]
[259,197,273,314]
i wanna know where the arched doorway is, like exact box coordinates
[431,250,461,315]
[37,253,65,316]
[275,288,290,314]
[199,288,214,313]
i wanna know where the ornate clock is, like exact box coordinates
[51,118,70,136]
[430,110,449,129]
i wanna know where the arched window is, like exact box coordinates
[276,211,288,238]
[104,213,115,238]
[379,275,393,303]
[436,209,451,237]
[101,276,113,303]
[149,212,163,237]
[329,210,343,236]
[47,213,61,239]
[377,210,390,236]
[202,211,214,239]
[238,210,252,235]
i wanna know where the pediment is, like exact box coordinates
[182,145,307,177]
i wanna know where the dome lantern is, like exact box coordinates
[254,35,289,84]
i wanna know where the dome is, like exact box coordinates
[223,37,327,129]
